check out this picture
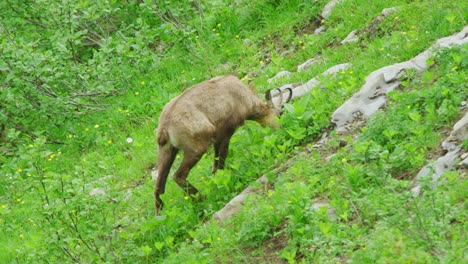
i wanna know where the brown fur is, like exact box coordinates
[154,75,280,215]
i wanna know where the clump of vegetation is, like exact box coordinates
[0,0,466,262]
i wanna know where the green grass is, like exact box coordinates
[0,0,467,263]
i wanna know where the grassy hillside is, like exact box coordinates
[0,0,466,263]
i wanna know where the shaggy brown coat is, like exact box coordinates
[154,75,280,215]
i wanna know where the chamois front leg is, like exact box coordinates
[213,141,221,174]
[212,129,235,174]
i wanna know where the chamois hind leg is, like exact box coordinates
[173,149,205,199]
[154,144,177,215]
[212,130,235,174]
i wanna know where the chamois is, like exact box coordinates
[154,75,281,215]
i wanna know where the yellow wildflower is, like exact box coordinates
[135,91,140,95]
[17,168,23,173]
[94,124,99,128]
[19,234,24,239]
[140,81,145,85]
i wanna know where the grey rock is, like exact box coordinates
[271,63,350,107]
[321,0,344,19]
[314,26,326,35]
[297,58,320,72]
[90,188,105,196]
[411,147,461,197]
[341,30,359,44]
[332,26,468,133]
[310,200,337,221]
[267,70,293,84]
[442,112,468,151]
[381,7,400,17]
[212,176,269,223]
[411,112,468,196]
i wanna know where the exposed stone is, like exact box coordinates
[212,176,270,223]
[297,58,320,72]
[325,154,336,163]
[411,147,461,197]
[90,188,105,196]
[271,63,350,107]
[442,112,468,151]
[310,200,337,221]
[381,7,400,17]
[458,155,468,169]
[411,112,468,197]
[321,0,344,19]
[267,70,293,84]
[341,29,359,44]
[314,26,326,35]
[332,26,468,133]
[242,38,252,46]
[340,7,400,45]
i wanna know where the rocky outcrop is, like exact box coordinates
[331,26,468,133]
[411,112,468,197]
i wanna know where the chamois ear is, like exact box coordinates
[265,89,283,116]
[265,90,273,105]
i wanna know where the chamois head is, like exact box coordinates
[250,90,281,129]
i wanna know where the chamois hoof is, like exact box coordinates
[155,199,164,216]
[194,193,207,202]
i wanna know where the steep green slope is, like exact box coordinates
[0,0,466,263]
